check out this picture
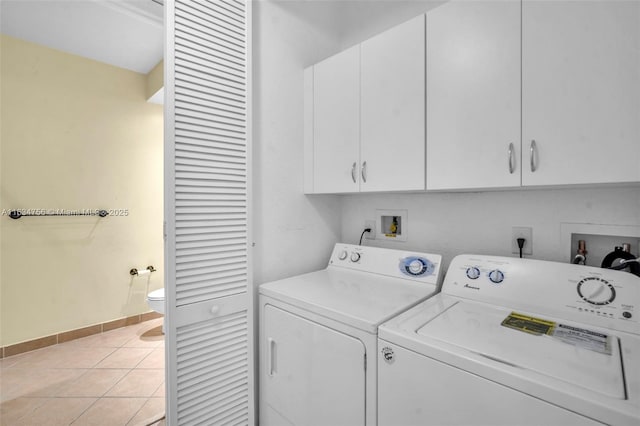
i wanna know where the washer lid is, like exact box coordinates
[416,301,626,399]
[260,268,438,334]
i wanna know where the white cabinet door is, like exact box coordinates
[522,0,640,186]
[426,0,521,190]
[313,45,360,193]
[361,15,426,192]
[261,305,366,426]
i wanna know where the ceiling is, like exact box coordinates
[0,0,164,74]
[0,0,444,75]
[274,0,445,48]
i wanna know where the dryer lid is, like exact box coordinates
[416,301,626,399]
[260,268,438,334]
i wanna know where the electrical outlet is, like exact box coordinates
[512,227,533,255]
[364,220,376,239]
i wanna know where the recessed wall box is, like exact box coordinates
[376,209,408,242]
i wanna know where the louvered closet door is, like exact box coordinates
[164,1,253,425]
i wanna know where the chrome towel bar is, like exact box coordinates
[8,209,109,219]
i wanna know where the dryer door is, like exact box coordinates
[261,304,366,426]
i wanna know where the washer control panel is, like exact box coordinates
[329,244,442,285]
[463,265,507,285]
[445,254,640,335]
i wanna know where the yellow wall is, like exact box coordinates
[0,35,164,346]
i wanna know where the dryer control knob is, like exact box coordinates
[408,259,424,274]
[488,269,505,284]
[350,252,361,262]
[466,267,481,280]
[338,250,348,261]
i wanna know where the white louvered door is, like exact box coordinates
[164,1,253,425]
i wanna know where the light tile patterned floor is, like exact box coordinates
[0,318,165,426]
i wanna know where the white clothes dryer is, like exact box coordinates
[378,255,640,426]
[259,243,443,426]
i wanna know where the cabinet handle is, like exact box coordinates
[268,337,276,377]
[530,140,537,173]
[361,161,367,183]
[508,143,515,174]
[351,162,357,183]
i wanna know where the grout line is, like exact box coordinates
[102,367,136,399]
[127,396,152,426]
[135,405,166,426]
[69,397,101,425]
[92,347,120,370]
[3,395,50,424]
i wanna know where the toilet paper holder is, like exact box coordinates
[130,265,156,276]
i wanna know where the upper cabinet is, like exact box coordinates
[522,0,640,186]
[306,1,639,194]
[305,15,426,194]
[426,0,521,190]
[311,46,360,194]
[360,15,425,192]
[426,0,640,190]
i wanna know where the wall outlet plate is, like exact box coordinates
[512,226,533,255]
[364,220,376,239]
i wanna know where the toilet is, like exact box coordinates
[146,288,165,333]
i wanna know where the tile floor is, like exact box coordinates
[0,318,165,426]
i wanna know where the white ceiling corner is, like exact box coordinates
[0,0,164,74]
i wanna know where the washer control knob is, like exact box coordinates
[488,269,505,284]
[338,250,348,261]
[577,277,616,306]
[350,252,361,263]
[466,267,481,280]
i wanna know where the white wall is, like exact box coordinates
[252,1,344,285]
[251,1,448,286]
[340,187,640,270]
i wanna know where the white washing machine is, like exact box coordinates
[378,255,640,426]
[259,243,443,426]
